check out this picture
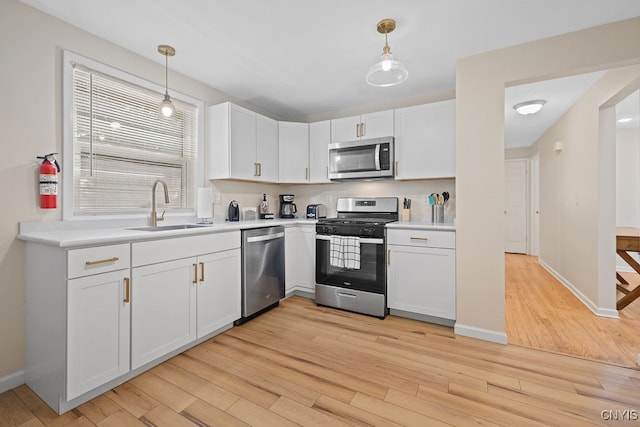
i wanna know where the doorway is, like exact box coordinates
[504,73,640,368]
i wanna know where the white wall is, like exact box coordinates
[535,67,639,313]
[616,125,640,269]
[455,17,640,343]
[616,127,640,228]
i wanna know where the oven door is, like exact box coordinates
[315,234,386,294]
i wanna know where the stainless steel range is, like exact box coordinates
[315,197,398,318]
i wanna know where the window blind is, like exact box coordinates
[71,66,197,214]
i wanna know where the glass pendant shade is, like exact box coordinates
[366,19,408,87]
[159,93,175,118]
[366,52,409,87]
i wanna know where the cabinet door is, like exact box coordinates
[67,270,130,400]
[256,114,279,182]
[309,121,330,183]
[229,104,258,180]
[279,122,309,183]
[299,227,316,292]
[131,258,196,369]
[387,245,456,319]
[284,227,299,294]
[285,227,316,294]
[196,249,241,338]
[360,110,394,140]
[330,115,361,143]
[394,100,455,179]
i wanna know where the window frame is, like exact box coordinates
[62,50,205,221]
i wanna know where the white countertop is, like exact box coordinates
[18,218,317,248]
[18,215,455,248]
[387,218,456,231]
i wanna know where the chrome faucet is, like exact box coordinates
[151,179,170,227]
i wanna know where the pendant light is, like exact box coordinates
[158,44,176,118]
[366,19,408,87]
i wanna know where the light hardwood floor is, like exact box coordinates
[3,295,640,426]
[505,253,640,368]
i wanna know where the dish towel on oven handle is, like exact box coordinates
[329,236,361,270]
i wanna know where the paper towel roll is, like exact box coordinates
[196,187,214,219]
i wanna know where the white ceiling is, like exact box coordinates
[19,0,640,146]
[504,72,606,148]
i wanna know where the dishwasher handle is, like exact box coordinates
[246,231,285,243]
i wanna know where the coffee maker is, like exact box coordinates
[279,194,297,218]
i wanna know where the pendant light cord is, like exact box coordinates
[165,54,169,96]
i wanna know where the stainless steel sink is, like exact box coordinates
[129,224,210,232]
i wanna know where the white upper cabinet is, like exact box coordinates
[309,120,331,183]
[278,121,310,183]
[256,114,279,182]
[394,99,455,180]
[207,102,278,182]
[331,109,394,143]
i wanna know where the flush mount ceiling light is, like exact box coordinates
[514,100,546,115]
[158,44,176,118]
[366,19,409,87]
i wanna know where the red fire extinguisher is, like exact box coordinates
[37,153,61,209]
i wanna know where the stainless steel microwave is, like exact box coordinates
[328,136,394,180]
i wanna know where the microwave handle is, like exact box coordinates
[375,144,381,171]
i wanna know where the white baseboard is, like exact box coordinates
[0,370,25,393]
[454,323,507,345]
[539,259,619,319]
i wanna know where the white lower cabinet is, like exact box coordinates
[67,269,130,400]
[387,229,456,320]
[24,231,242,415]
[131,232,241,370]
[131,258,197,370]
[196,248,241,338]
[285,225,316,294]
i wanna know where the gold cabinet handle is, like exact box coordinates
[258,163,262,177]
[199,262,205,282]
[305,167,309,181]
[395,161,399,177]
[361,123,365,137]
[410,237,429,241]
[193,263,198,284]
[123,277,130,303]
[387,249,391,266]
[85,257,119,266]
[356,123,360,138]
[254,163,258,177]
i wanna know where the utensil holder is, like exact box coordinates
[401,208,411,222]
[432,204,444,224]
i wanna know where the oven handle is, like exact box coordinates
[315,234,384,245]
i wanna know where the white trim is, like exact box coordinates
[61,50,205,221]
[539,258,619,319]
[0,370,25,393]
[529,152,540,256]
[454,323,508,344]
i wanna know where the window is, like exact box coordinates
[63,51,203,219]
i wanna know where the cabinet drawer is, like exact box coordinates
[132,231,240,267]
[387,229,455,249]
[68,244,130,279]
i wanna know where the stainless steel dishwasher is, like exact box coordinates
[237,226,285,324]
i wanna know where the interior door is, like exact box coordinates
[505,159,528,254]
